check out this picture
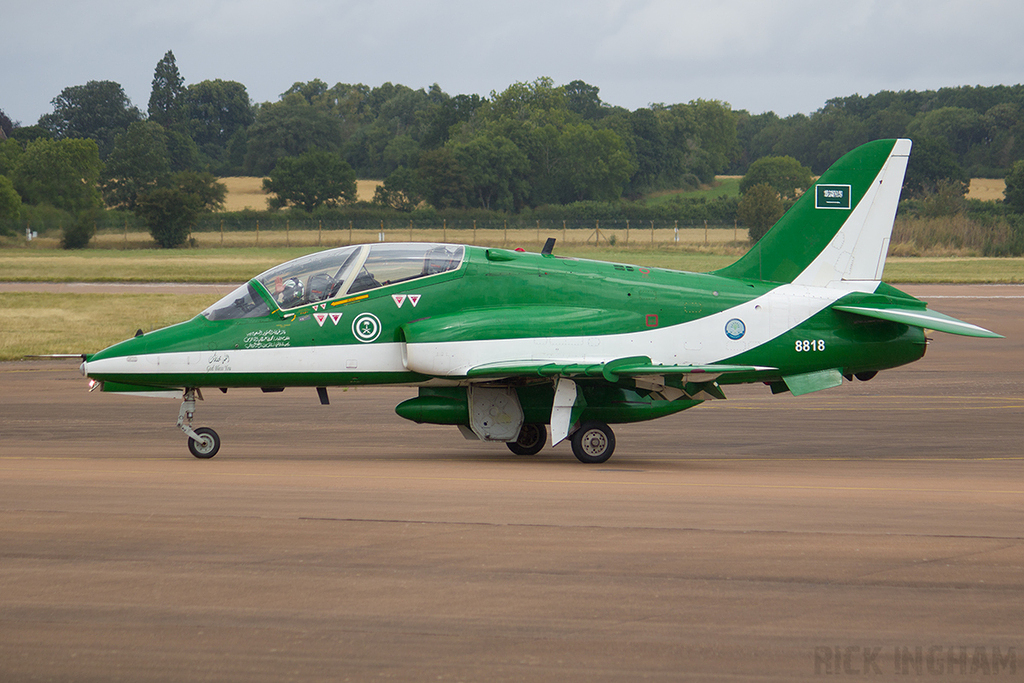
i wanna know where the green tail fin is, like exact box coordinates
[715,139,912,286]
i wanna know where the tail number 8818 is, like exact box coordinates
[795,339,826,352]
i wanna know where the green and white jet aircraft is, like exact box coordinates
[81,139,1000,463]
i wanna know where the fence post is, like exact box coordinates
[473,220,477,243]
[704,219,708,246]
[651,221,655,244]
[124,217,128,246]
[256,220,259,246]
[379,219,385,242]
[286,219,290,247]
[504,219,507,246]
[536,220,540,242]
[674,220,679,243]
[220,219,224,246]
[348,220,352,245]
[443,218,447,243]
[409,220,413,241]
[563,220,566,244]
[625,220,629,246]
[318,220,322,247]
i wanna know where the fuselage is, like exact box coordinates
[83,242,926,393]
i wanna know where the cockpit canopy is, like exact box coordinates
[202,243,464,321]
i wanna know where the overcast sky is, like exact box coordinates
[4,0,1024,126]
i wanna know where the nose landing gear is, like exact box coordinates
[177,388,221,459]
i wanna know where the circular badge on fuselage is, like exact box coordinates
[725,318,746,340]
[352,312,382,342]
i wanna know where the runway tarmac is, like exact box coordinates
[1,285,1022,681]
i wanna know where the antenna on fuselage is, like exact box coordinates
[541,238,556,255]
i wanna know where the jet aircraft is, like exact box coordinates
[81,139,1000,463]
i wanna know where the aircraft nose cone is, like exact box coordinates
[80,361,87,377]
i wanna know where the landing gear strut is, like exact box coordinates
[178,388,220,459]
[570,421,615,464]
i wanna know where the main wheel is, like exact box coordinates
[188,427,221,459]
[570,421,615,464]
[507,423,547,456]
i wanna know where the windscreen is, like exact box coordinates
[201,283,273,321]
[203,244,465,320]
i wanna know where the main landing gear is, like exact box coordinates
[178,388,220,459]
[506,423,547,456]
[504,420,618,464]
[570,421,616,464]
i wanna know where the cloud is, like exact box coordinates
[3,0,1024,124]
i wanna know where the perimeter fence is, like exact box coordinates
[5,214,749,250]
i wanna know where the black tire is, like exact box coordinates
[507,423,547,456]
[570,421,615,464]
[188,427,220,459]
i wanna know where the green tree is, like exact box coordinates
[0,174,22,230]
[558,125,635,202]
[0,138,23,176]
[263,150,357,212]
[102,121,172,210]
[564,80,605,120]
[1003,159,1024,213]
[179,80,254,168]
[421,91,485,148]
[136,171,226,248]
[148,50,186,126]
[242,104,344,175]
[0,108,13,139]
[416,148,468,209]
[451,134,529,211]
[38,81,142,158]
[738,182,785,243]
[373,167,424,211]
[13,138,102,214]
[9,126,52,143]
[907,107,984,158]
[60,206,100,249]
[739,156,812,199]
[902,136,968,199]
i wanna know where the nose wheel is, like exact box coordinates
[177,388,221,459]
[187,426,221,459]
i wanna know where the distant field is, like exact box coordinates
[967,178,1005,201]
[218,178,383,211]
[218,176,1002,211]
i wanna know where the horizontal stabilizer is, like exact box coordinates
[832,304,1002,338]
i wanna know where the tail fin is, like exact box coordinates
[715,139,912,287]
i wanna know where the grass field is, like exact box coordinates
[0,292,218,360]
[643,177,741,206]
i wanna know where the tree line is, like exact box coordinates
[3,50,1024,248]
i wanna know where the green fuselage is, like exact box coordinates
[84,244,926,426]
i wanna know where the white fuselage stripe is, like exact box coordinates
[86,281,879,382]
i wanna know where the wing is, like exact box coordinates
[464,355,775,382]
